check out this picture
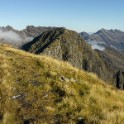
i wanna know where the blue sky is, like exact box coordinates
[0,0,124,32]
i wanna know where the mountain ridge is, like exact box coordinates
[22,28,119,85]
[80,29,124,52]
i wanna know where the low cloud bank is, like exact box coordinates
[87,40,105,51]
[0,29,22,42]
[0,29,33,44]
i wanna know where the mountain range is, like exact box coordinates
[80,29,124,53]
[1,26,124,53]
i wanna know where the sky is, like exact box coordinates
[0,0,124,32]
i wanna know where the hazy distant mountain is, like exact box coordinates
[0,25,57,47]
[80,29,124,52]
[96,47,124,71]
[80,32,90,40]
[23,25,58,37]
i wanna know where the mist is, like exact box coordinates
[0,29,33,44]
[0,29,22,42]
[87,40,105,51]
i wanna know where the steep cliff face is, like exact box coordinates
[22,28,112,83]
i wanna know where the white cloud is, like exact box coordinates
[0,29,22,42]
[0,29,33,46]
[87,40,105,51]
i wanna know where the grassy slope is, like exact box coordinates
[0,44,124,124]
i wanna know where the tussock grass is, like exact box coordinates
[0,44,124,124]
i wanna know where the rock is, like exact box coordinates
[0,113,3,120]
[77,117,85,124]
[70,78,77,83]
[11,94,24,100]
[115,71,124,89]
[12,94,22,99]
[60,76,70,83]
[43,94,48,98]
[24,120,30,124]
[29,80,40,86]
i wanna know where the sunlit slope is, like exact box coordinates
[0,44,124,124]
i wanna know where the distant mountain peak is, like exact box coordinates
[95,28,107,34]
[80,28,124,53]
[80,32,90,40]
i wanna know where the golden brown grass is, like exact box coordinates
[0,43,124,124]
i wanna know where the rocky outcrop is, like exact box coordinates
[115,71,124,89]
